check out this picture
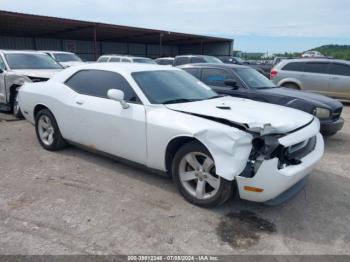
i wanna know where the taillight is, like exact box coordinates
[270,70,278,79]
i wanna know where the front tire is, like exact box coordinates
[13,92,24,119]
[35,109,67,151]
[172,141,233,208]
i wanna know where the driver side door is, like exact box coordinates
[64,69,147,165]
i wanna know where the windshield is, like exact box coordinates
[204,56,223,63]
[235,68,276,89]
[53,53,82,62]
[133,58,156,64]
[132,70,217,104]
[5,53,63,70]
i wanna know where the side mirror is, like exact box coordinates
[224,79,239,90]
[107,89,129,109]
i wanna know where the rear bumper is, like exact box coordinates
[320,117,344,135]
[236,133,324,203]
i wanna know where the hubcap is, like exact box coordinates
[179,152,221,200]
[38,115,54,146]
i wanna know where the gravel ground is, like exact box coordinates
[0,105,349,255]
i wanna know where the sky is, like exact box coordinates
[0,0,349,53]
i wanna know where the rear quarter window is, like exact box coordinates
[282,62,305,72]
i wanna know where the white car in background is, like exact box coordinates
[302,51,324,58]
[18,64,324,207]
[42,51,84,68]
[97,55,156,64]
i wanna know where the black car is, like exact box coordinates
[179,63,344,136]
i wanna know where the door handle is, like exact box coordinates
[76,100,84,105]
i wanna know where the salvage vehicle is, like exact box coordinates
[97,55,156,64]
[42,51,84,68]
[155,57,174,66]
[271,58,350,100]
[19,64,324,207]
[173,55,223,66]
[0,50,63,117]
[180,63,344,136]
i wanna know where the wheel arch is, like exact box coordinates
[33,104,52,120]
[278,78,302,90]
[165,136,208,175]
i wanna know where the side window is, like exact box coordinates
[97,57,109,62]
[182,68,201,79]
[330,63,350,77]
[201,68,232,87]
[175,57,190,66]
[282,62,305,72]
[65,70,140,103]
[109,57,121,62]
[304,62,329,74]
[121,58,131,63]
[191,57,205,63]
[0,56,6,70]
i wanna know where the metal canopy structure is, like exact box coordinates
[0,10,233,60]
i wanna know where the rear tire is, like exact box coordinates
[35,109,67,151]
[171,141,233,208]
[282,83,300,90]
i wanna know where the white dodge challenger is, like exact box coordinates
[18,63,324,207]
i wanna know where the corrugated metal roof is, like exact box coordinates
[0,10,233,45]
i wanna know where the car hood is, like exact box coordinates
[165,96,314,135]
[261,87,343,109]
[11,69,62,79]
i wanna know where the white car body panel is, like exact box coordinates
[19,63,324,203]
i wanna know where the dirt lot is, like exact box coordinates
[0,105,350,255]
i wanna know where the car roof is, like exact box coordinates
[175,55,214,58]
[156,57,174,60]
[40,50,75,54]
[0,49,48,55]
[178,63,250,70]
[67,62,180,74]
[282,58,350,64]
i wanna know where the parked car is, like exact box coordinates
[271,58,350,100]
[302,51,324,58]
[42,51,84,68]
[97,55,156,64]
[0,50,63,117]
[155,57,174,66]
[173,55,223,66]
[180,63,344,136]
[19,63,323,207]
[220,56,269,77]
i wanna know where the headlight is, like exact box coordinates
[314,107,331,119]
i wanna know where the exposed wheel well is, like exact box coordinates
[165,136,200,175]
[281,82,300,90]
[34,104,49,119]
[9,85,20,108]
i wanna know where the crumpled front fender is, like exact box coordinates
[193,128,253,181]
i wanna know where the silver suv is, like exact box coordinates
[271,58,350,100]
[0,50,63,117]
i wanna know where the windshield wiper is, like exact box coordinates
[163,98,200,104]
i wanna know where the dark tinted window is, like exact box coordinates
[156,59,174,65]
[191,57,206,63]
[174,57,190,66]
[182,68,201,79]
[304,62,329,74]
[65,70,139,103]
[282,62,305,72]
[330,63,350,76]
[0,56,6,70]
[201,68,232,87]
[121,58,131,63]
[109,57,121,62]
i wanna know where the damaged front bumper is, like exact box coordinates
[236,118,324,203]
